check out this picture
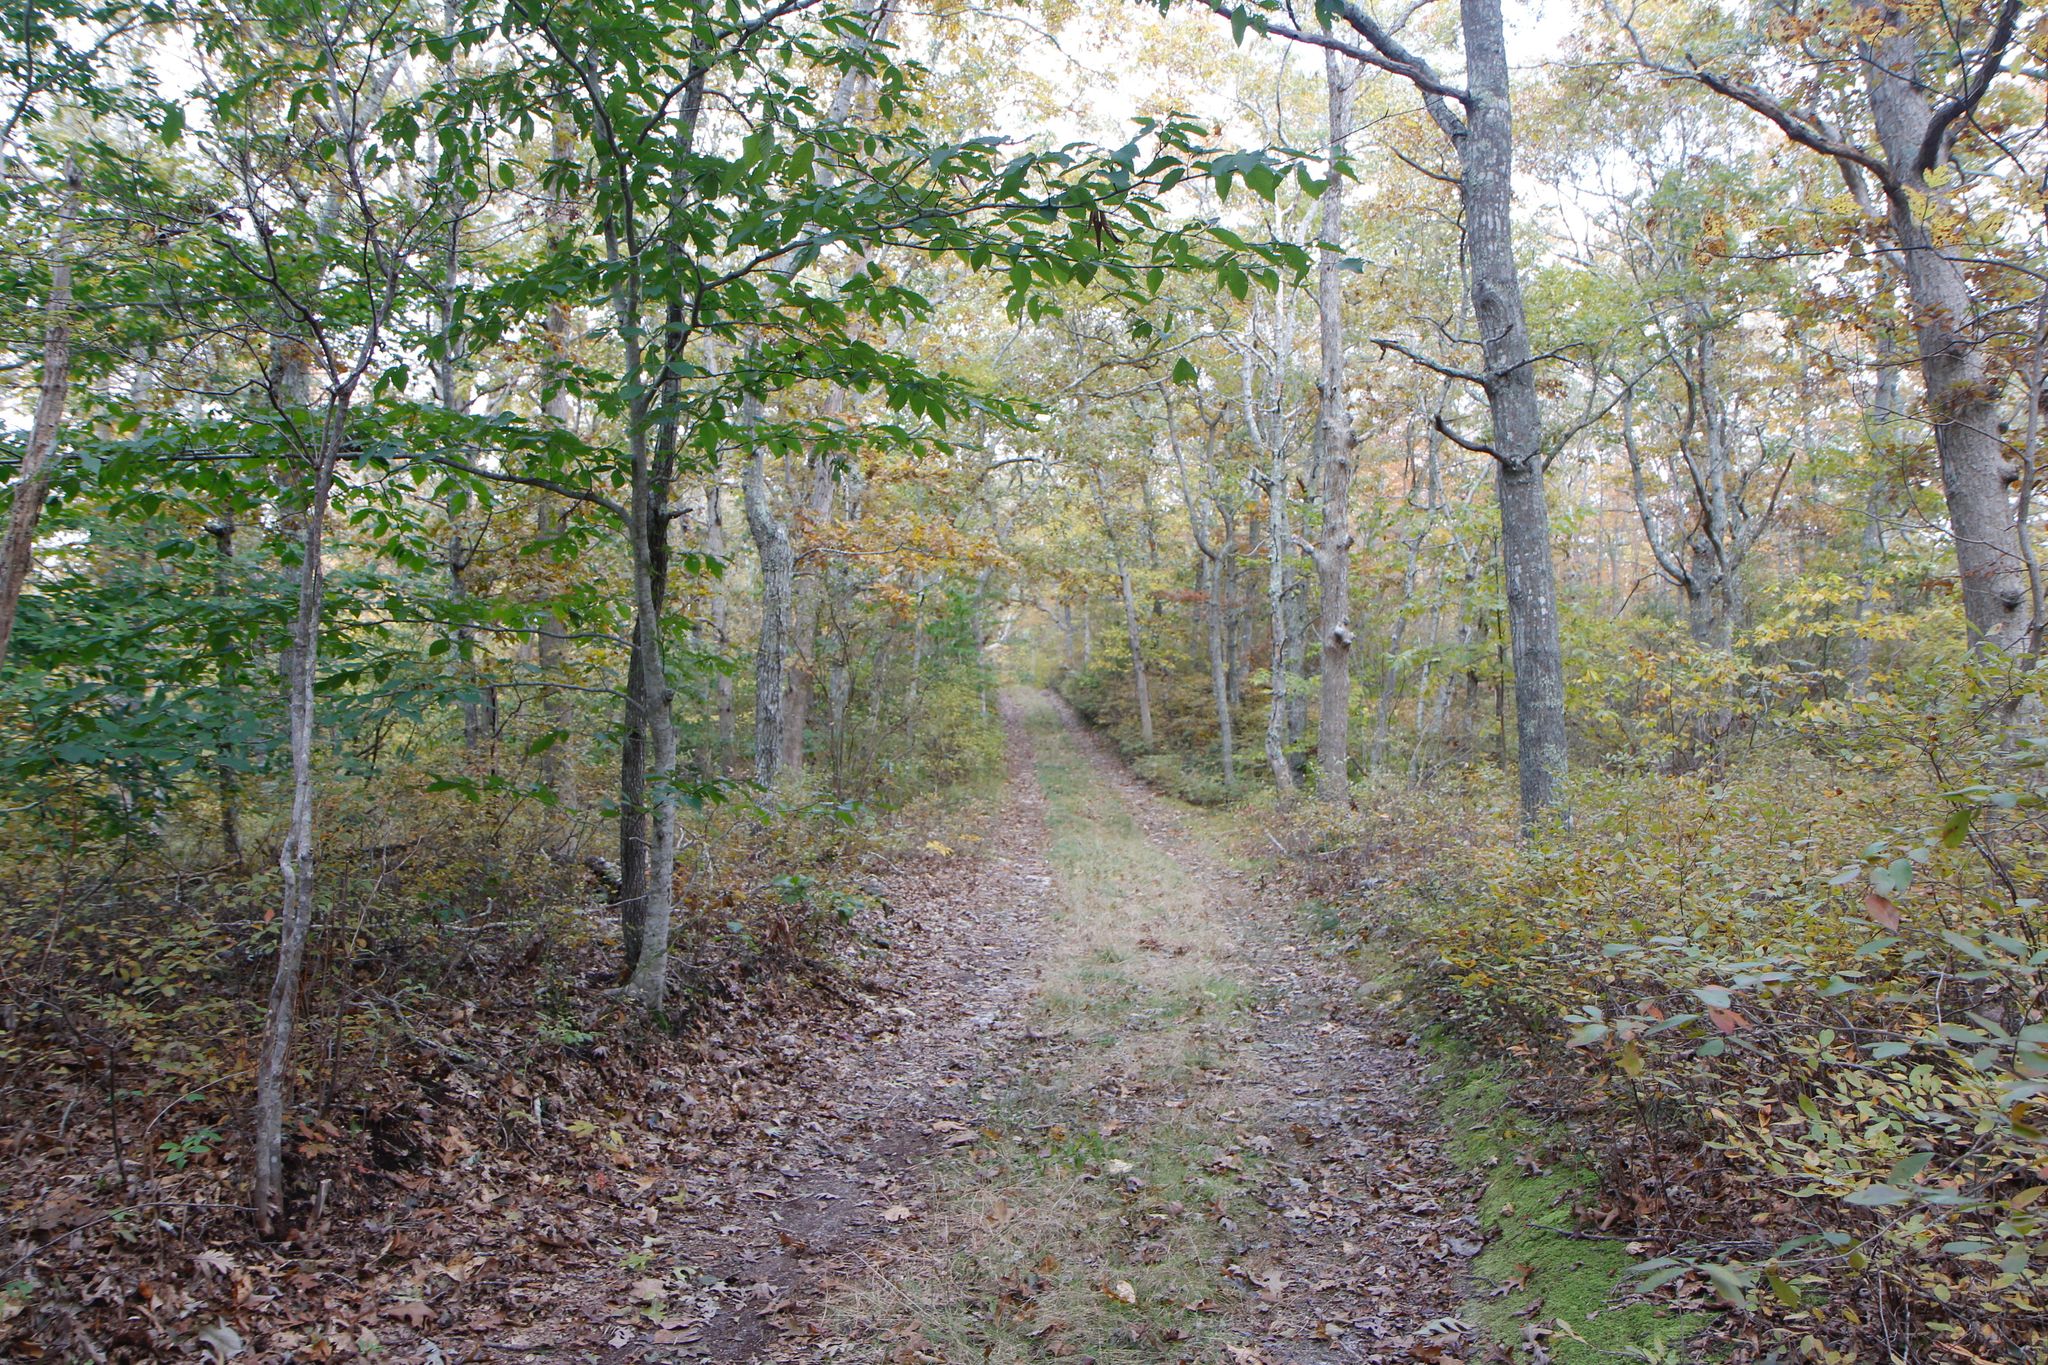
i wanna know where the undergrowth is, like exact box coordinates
[1250,672,2048,1365]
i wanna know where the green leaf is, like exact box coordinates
[1171,357,1199,385]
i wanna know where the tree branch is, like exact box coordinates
[1373,335,1487,388]
[1916,0,2023,175]
[1433,413,1497,460]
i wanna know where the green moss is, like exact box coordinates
[1428,1037,1708,1363]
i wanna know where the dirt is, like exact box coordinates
[522,689,1475,1364]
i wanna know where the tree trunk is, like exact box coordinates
[743,414,794,786]
[253,412,348,1235]
[1168,410,1234,789]
[1313,49,1356,802]
[778,444,837,778]
[1848,337,1904,697]
[1263,488,1293,794]
[0,161,78,670]
[1861,15,2028,652]
[536,109,578,816]
[1460,0,1567,823]
[208,518,246,869]
[1092,467,1153,747]
[616,637,649,973]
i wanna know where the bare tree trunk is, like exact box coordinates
[621,498,679,1008]
[1167,408,1234,789]
[778,444,837,778]
[253,414,348,1235]
[1091,467,1153,747]
[1263,471,1294,794]
[208,517,246,868]
[617,641,649,971]
[1848,328,1904,697]
[1461,0,1566,822]
[1863,59,2027,651]
[1313,50,1356,802]
[743,410,793,786]
[0,161,78,670]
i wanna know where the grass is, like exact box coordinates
[828,693,1271,1363]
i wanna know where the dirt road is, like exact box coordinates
[550,690,1474,1364]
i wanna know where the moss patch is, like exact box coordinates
[1429,1039,1709,1363]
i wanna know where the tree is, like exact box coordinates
[0,159,77,669]
[1613,0,2035,654]
[1310,49,1356,801]
[1210,0,1572,824]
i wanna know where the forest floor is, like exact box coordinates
[529,690,1482,1364]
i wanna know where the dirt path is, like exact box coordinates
[552,690,1473,1363]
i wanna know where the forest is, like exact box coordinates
[2,0,2045,1360]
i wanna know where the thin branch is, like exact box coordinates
[1432,413,1496,459]
[1373,335,1487,388]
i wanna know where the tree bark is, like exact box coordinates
[1861,20,2027,651]
[0,161,78,670]
[743,409,794,786]
[1459,0,1567,822]
[1313,50,1356,802]
[253,410,349,1235]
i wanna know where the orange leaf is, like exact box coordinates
[1708,1008,1751,1035]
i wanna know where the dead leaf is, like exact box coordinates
[194,1323,245,1363]
[1103,1280,1138,1306]
[1862,891,1900,931]
[1708,1007,1752,1034]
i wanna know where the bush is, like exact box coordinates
[1288,671,2048,1362]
